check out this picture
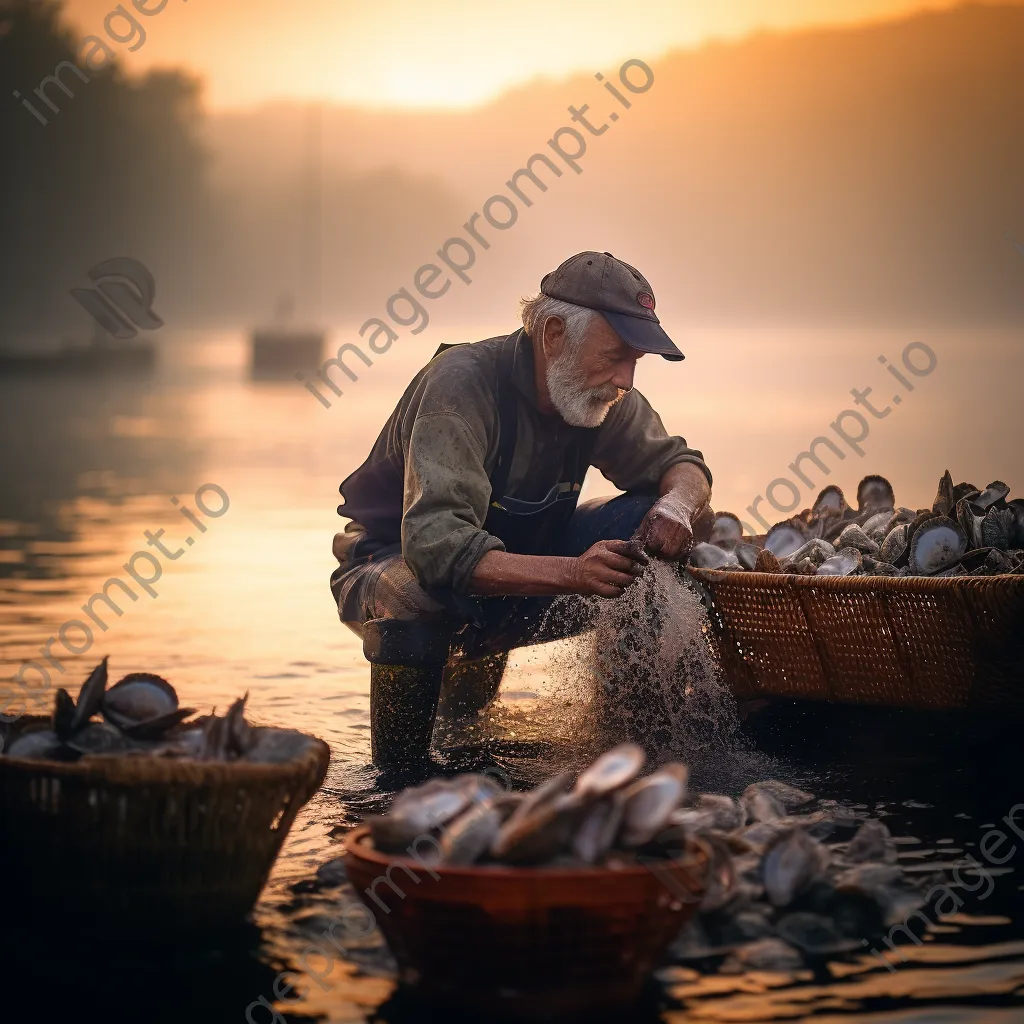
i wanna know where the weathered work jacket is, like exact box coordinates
[335,331,711,594]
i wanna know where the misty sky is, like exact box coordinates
[60,0,980,109]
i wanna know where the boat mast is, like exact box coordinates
[302,102,323,327]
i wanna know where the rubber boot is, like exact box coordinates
[369,662,445,767]
[437,651,508,719]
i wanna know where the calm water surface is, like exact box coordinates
[2,327,1023,1022]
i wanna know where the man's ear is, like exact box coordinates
[541,315,566,360]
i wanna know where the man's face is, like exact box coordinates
[545,314,643,428]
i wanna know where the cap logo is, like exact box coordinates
[637,291,655,311]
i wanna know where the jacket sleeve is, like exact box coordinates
[401,408,506,594]
[589,389,712,492]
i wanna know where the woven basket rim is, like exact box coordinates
[687,566,1024,593]
[1,716,331,786]
[344,824,708,882]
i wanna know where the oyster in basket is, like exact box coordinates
[4,728,71,761]
[813,485,849,517]
[816,547,862,577]
[689,542,740,570]
[908,518,967,576]
[856,475,895,515]
[574,743,645,798]
[709,512,744,551]
[101,673,196,739]
[765,523,806,559]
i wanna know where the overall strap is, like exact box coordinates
[489,330,522,502]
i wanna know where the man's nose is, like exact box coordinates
[613,366,636,393]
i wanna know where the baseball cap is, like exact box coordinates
[539,251,683,361]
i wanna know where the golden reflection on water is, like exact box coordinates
[2,327,1023,1021]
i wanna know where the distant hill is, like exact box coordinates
[200,1,1024,326]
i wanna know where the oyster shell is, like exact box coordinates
[67,721,133,756]
[572,796,624,865]
[951,482,980,506]
[981,507,1015,551]
[837,523,879,555]
[909,517,967,575]
[709,512,744,550]
[618,763,688,848]
[765,523,806,559]
[1008,499,1024,548]
[816,547,862,576]
[439,801,504,865]
[862,511,894,541]
[763,829,830,907]
[932,470,956,517]
[490,770,577,863]
[754,548,784,573]
[735,542,759,571]
[369,777,477,852]
[845,819,897,864]
[5,728,68,760]
[101,673,196,739]
[861,557,900,577]
[575,742,644,798]
[856,475,895,515]
[783,539,835,568]
[749,780,814,811]
[956,497,986,550]
[813,485,848,516]
[693,794,745,832]
[878,523,911,566]
[741,785,785,824]
[689,542,740,569]
[51,688,76,742]
[491,791,586,864]
[70,657,108,733]
[975,480,1010,511]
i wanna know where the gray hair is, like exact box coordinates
[519,293,596,355]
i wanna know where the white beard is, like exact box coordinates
[546,352,622,428]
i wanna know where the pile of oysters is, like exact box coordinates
[364,744,931,972]
[690,471,1024,578]
[367,744,688,867]
[1,657,315,764]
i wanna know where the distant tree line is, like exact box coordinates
[0,0,214,343]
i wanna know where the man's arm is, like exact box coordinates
[401,404,648,597]
[468,541,648,598]
[636,461,712,560]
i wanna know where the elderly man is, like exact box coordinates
[331,252,713,766]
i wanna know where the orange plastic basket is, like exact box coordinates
[687,568,1024,710]
[344,824,708,1020]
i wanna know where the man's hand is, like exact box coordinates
[636,493,696,561]
[568,540,649,598]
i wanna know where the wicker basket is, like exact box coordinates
[687,568,1024,710]
[0,719,330,933]
[344,825,708,1020]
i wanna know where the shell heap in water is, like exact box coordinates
[695,471,1024,578]
[1,657,315,765]
[360,744,934,973]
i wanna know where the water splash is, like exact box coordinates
[532,561,773,788]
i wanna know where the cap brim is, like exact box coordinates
[601,310,684,361]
